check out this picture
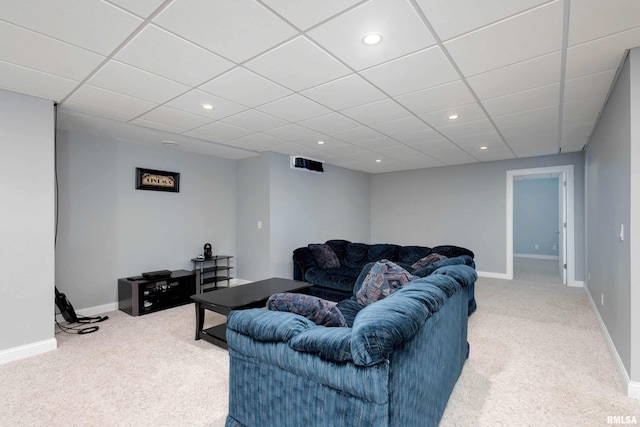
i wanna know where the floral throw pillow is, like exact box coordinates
[411,253,448,271]
[266,293,348,327]
[308,243,341,269]
[356,260,418,306]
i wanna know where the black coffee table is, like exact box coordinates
[191,277,311,349]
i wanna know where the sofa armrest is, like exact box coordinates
[293,247,317,281]
[227,309,315,343]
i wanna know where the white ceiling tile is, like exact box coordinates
[64,85,156,121]
[508,136,558,157]
[341,99,410,125]
[445,1,563,77]
[155,0,296,63]
[351,136,402,150]
[420,102,487,129]
[369,116,431,136]
[0,21,105,81]
[565,27,640,79]
[133,106,211,132]
[396,80,475,115]
[87,60,190,103]
[200,67,292,108]
[0,60,78,102]
[563,69,616,104]
[494,105,559,133]
[245,37,351,91]
[301,74,387,110]
[222,110,288,132]
[257,94,332,122]
[430,149,478,166]
[452,131,504,149]
[437,118,496,140]
[374,144,423,160]
[361,46,458,96]
[0,0,142,55]
[416,0,549,41]
[298,113,360,134]
[568,0,640,46]
[185,121,254,141]
[231,133,286,151]
[115,25,234,86]
[129,117,187,134]
[560,136,589,152]
[562,96,606,123]
[308,0,436,70]
[260,0,362,30]
[331,126,385,143]
[166,90,248,120]
[308,141,364,155]
[472,146,516,162]
[107,0,166,18]
[483,84,560,118]
[501,129,557,149]
[393,128,450,146]
[263,124,317,141]
[403,155,446,169]
[466,51,561,100]
[562,120,594,139]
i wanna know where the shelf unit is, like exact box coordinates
[117,269,195,316]
[191,255,233,293]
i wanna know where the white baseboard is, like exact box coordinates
[584,286,639,400]
[568,280,584,288]
[514,253,560,260]
[477,271,509,280]
[0,338,57,365]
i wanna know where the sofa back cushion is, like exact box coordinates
[397,246,432,265]
[343,243,369,268]
[325,239,350,261]
[308,243,341,269]
[411,253,448,270]
[367,244,400,262]
[431,245,474,259]
[356,260,418,306]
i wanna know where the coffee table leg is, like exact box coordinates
[194,301,204,340]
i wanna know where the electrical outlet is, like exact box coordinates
[588,272,591,281]
[601,293,604,306]
[534,244,539,250]
[553,244,557,250]
[257,220,262,229]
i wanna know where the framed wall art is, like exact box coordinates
[135,167,180,192]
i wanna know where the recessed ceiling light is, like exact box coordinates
[317,140,325,145]
[362,33,383,45]
[202,104,214,110]
[162,140,177,146]
[480,146,488,150]
[375,159,382,163]
[448,114,459,120]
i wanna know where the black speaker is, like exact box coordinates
[204,243,212,259]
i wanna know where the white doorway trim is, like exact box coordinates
[506,165,576,285]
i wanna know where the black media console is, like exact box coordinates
[118,269,196,316]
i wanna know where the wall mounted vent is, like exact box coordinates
[290,156,324,174]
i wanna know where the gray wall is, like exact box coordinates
[55,130,237,310]
[269,152,370,278]
[514,178,559,256]
[586,47,640,383]
[370,152,584,278]
[237,152,370,281]
[0,89,55,353]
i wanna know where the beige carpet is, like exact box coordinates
[2,259,639,426]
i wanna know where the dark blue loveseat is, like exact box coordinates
[293,239,477,315]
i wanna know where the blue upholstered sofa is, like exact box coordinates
[225,264,477,427]
[293,239,477,315]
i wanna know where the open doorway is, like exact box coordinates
[506,165,575,285]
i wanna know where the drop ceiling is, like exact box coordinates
[1,0,639,173]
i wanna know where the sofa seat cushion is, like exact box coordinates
[308,243,341,269]
[305,267,361,293]
[356,260,418,306]
[267,293,348,327]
